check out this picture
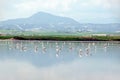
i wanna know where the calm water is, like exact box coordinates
[0,40,120,80]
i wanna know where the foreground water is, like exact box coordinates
[0,40,120,80]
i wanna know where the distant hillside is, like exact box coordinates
[0,12,120,33]
[0,12,80,32]
[79,23,120,32]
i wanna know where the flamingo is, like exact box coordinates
[34,46,38,53]
[79,49,83,57]
[21,46,27,52]
[85,48,90,56]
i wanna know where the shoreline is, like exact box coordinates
[0,39,120,45]
[0,35,120,41]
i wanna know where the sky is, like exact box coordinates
[0,0,120,23]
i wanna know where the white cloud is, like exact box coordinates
[0,0,120,23]
[0,0,77,20]
[75,0,120,10]
[15,0,77,13]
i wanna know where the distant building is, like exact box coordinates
[0,34,2,36]
[116,31,120,33]
[0,34,6,36]
[92,34,107,36]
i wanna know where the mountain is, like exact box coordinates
[0,12,120,32]
[0,12,80,32]
[79,23,120,32]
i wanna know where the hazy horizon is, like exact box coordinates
[0,0,120,23]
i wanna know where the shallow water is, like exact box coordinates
[0,40,120,80]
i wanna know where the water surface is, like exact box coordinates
[0,40,120,80]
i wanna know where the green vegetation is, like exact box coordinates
[0,29,120,41]
[0,35,14,39]
[0,35,120,41]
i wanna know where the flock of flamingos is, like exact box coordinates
[1,40,118,58]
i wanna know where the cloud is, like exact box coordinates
[0,0,77,20]
[78,0,120,9]
[0,0,120,23]
[14,0,77,13]
[0,59,120,80]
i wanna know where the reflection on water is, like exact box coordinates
[0,40,120,80]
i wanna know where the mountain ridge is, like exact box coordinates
[0,12,120,32]
[0,12,81,32]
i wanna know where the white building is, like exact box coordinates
[92,34,107,36]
